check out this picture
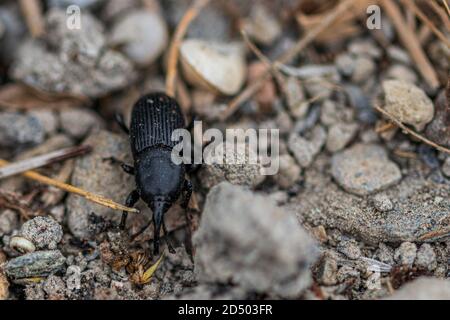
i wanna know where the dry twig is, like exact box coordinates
[19,0,45,38]
[220,0,355,120]
[381,0,440,89]
[374,105,450,155]
[0,145,91,179]
[0,159,138,213]
[165,0,210,97]
[400,0,450,49]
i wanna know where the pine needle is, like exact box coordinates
[0,158,138,213]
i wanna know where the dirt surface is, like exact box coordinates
[0,0,449,300]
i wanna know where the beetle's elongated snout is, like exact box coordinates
[150,200,168,255]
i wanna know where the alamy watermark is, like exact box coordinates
[171,122,280,176]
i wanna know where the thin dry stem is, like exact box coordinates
[381,0,440,89]
[374,105,450,155]
[0,159,138,213]
[165,0,210,97]
[400,0,450,49]
[0,145,91,179]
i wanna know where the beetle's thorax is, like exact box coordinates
[134,147,185,204]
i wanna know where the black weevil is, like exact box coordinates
[115,92,192,255]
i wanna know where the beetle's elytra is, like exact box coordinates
[116,92,192,255]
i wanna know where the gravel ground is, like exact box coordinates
[0,0,449,300]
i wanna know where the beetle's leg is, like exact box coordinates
[115,113,130,134]
[103,157,135,175]
[181,180,193,209]
[121,163,135,175]
[162,219,176,254]
[120,190,140,230]
[130,220,152,241]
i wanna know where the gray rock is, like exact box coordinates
[242,4,281,45]
[198,142,266,189]
[5,250,66,279]
[425,89,450,148]
[28,110,59,136]
[274,154,302,189]
[0,5,27,64]
[0,210,19,235]
[288,126,326,168]
[335,53,355,77]
[0,112,45,148]
[59,108,102,139]
[386,65,418,84]
[371,194,394,212]
[331,144,401,196]
[348,40,382,59]
[67,130,134,239]
[337,239,361,260]
[42,275,66,299]
[109,9,168,66]
[415,244,437,271]
[193,182,318,297]
[394,242,417,266]
[442,157,450,177]
[387,46,411,65]
[285,77,308,119]
[21,217,63,250]
[11,9,135,98]
[326,123,358,153]
[351,56,375,84]
[375,243,394,265]
[383,80,434,132]
[295,154,450,244]
[385,278,450,300]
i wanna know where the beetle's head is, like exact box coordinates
[148,196,171,255]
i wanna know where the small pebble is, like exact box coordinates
[180,39,246,95]
[326,122,358,153]
[415,244,437,271]
[375,243,395,265]
[5,250,66,280]
[198,142,266,189]
[109,9,168,66]
[21,217,63,250]
[386,65,417,84]
[371,194,393,212]
[442,157,450,177]
[59,108,102,139]
[0,112,45,148]
[351,56,375,84]
[331,144,401,196]
[387,46,411,65]
[28,110,59,136]
[337,239,361,260]
[274,154,302,189]
[242,4,281,45]
[425,89,450,148]
[335,53,355,77]
[0,210,19,235]
[285,76,309,119]
[288,126,327,168]
[394,242,417,267]
[385,277,450,300]
[317,257,338,286]
[383,80,434,132]
[42,275,66,300]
